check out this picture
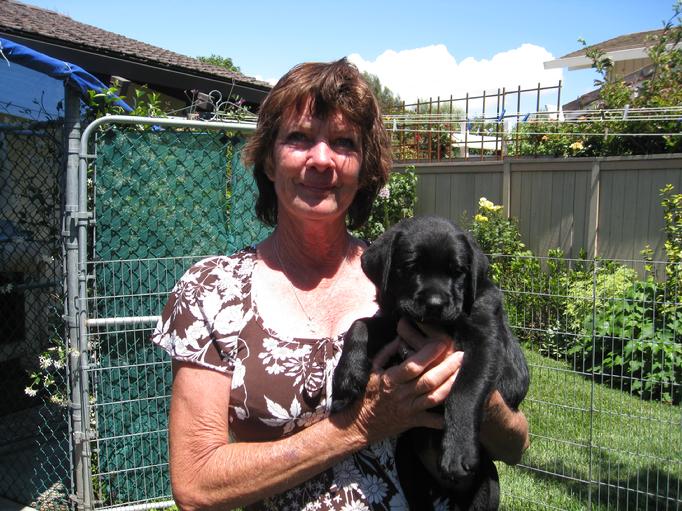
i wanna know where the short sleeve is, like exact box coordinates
[150,254,252,373]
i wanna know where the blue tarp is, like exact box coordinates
[0,37,131,115]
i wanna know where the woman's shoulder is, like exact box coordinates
[179,247,257,286]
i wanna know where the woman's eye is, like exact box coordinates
[333,137,357,151]
[285,132,309,144]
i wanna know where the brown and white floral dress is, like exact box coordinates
[152,247,450,511]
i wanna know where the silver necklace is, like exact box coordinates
[273,236,351,337]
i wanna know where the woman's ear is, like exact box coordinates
[264,162,275,182]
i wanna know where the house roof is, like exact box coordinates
[544,29,666,71]
[0,0,271,104]
[560,29,665,59]
[562,63,655,111]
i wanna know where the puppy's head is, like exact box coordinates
[362,216,489,325]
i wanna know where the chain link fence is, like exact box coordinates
[0,118,72,508]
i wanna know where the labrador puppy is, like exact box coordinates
[332,215,529,510]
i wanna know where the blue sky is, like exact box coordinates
[21,0,678,107]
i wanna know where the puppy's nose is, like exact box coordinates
[424,293,447,315]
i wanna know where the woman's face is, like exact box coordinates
[268,103,363,225]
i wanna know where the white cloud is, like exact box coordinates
[254,74,279,86]
[348,43,563,105]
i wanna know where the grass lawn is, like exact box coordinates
[499,349,681,510]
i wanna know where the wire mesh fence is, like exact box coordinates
[493,253,681,510]
[0,118,72,509]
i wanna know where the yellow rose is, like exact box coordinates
[479,197,495,210]
[474,214,489,223]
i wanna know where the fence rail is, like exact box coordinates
[386,82,682,162]
[386,82,563,161]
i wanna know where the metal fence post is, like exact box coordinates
[502,160,511,218]
[588,160,601,258]
[63,85,94,511]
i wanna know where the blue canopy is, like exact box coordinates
[0,37,131,113]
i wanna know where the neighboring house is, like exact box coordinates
[0,0,271,115]
[544,29,666,111]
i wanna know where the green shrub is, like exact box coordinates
[569,279,682,403]
[563,260,638,333]
[466,199,567,354]
[353,166,417,241]
[467,191,681,404]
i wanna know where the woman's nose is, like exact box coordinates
[307,140,334,171]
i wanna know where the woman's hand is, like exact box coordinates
[377,318,529,465]
[341,319,463,444]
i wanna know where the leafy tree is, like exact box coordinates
[361,71,402,114]
[197,54,241,73]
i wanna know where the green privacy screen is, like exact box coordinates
[91,126,271,506]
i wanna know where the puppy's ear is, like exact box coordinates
[361,226,402,301]
[460,232,490,314]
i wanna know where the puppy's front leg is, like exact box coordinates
[439,331,500,480]
[332,316,396,412]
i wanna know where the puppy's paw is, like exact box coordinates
[439,443,480,480]
[331,367,369,412]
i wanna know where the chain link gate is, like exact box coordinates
[70,116,265,510]
[0,118,71,507]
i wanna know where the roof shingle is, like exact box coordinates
[0,0,271,89]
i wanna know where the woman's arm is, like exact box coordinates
[169,339,461,511]
[479,390,529,465]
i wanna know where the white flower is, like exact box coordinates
[265,362,285,375]
[369,438,394,465]
[25,387,38,397]
[358,474,388,504]
[183,320,208,348]
[333,458,363,489]
[39,355,52,369]
[214,304,244,334]
[231,358,245,388]
[378,186,390,199]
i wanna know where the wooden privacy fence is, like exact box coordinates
[405,154,682,262]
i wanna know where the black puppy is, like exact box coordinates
[332,215,529,510]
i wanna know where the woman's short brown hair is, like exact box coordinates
[242,58,392,230]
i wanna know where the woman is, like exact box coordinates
[151,58,529,511]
